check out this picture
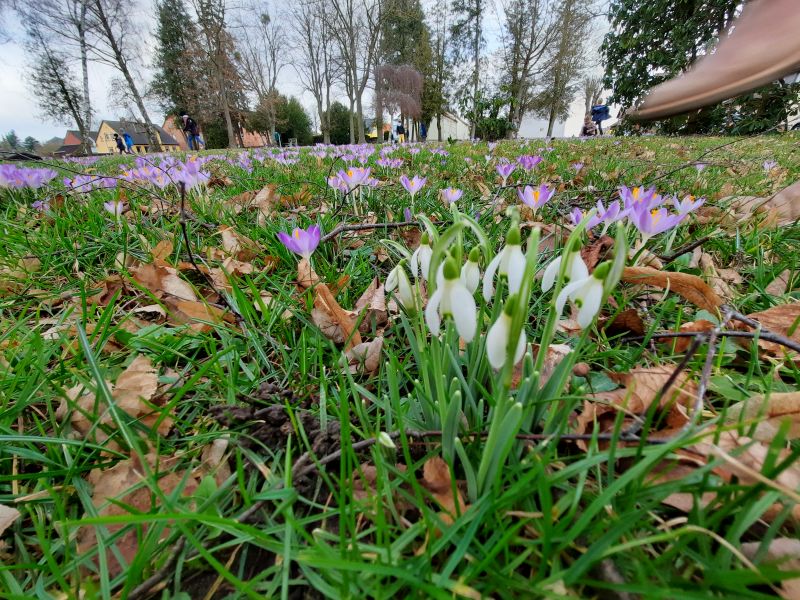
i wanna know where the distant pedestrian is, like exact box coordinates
[590,100,611,135]
[273,130,281,147]
[113,133,126,154]
[420,122,427,141]
[181,114,201,151]
[397,122,405,143]
[580,115,598,136]
[122,131,134,154]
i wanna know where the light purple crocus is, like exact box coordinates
[572,162,584,173]
[399,174,427,198]
[619,185,661,212]
[763,160,778,172]
[278,224,321,260]
[517,183,554,211]
[403,207,413,221]
[517,155,543,171]
[595,199,627,232]
[672,195,705,215]
[103,200,124,218]
[634,207,686,239]
[694,162,707,172]
[32,199,50,212]
[496,163,516,186]
[338,167,371,191]
[441,187,463,204]
[570,207,603,229]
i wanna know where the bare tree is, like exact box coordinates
[581,74,604,115]
[427,0,450,141]
[500,0,556,136]
[290,0,336,143]
[329,0,382,143]
[450,0,484,139]
[192,0,239,147]
[25,24,90,149]
[379,64,423,124]
[86,0,161,149]
[15,0,94,131]
[233,2,284,142]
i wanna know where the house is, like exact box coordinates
[426,112,471,141]
[54,129,99,156]
[517,113,566,138]
[95,120,180,154]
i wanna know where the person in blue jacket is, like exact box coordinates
[590,101,611,135]
[122,131,134,154]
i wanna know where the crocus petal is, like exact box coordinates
[425,288,443,334]
[541,256,561,292]
[449,283,477,342]
[483,253,502,302]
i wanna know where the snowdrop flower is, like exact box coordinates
[555,261,610,328]
[425,257,477,341]
[410,232,433,281]
[517,184,554,211]
[441,187,464,204]
[483,226,526,301]
[485,295,526,370]
[460,247,481,294]
[541,246,588,293]
[385,260,416,312]
[277,224,321,260]
[672,194,705,215]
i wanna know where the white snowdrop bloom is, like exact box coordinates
[485,299,526,370]
[385,260,416,311]
[541,249,588,292]
[425,258,477,342]
[555,262,610,328]
[410,232,433,281]
[460,247,481,294]
[483,227,526,302]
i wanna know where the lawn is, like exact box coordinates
[1,134,800,599]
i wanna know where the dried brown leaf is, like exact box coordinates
[312,283,361,349]
[766,270,792,296]
[344,337,384,376]
[0,504,20,536]
[741,539,800,600]
[131,262,197,302]
[741,302,800,356]
[254,184,281,226]
[622,266,723,313]
[355,278,388,334]
[726,391,800,441]
[581,235,614,272]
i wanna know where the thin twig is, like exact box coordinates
[320,220,428,243]
[657,234,716,264]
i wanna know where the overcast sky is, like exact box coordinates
[0,0,605,143]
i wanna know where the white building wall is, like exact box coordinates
[427,114,471,141]
[517,113,567,138]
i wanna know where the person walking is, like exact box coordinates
[113,133,126,155]
[397,122,406,144]
[122,131,134,154]
[590,101,611,135]
[181,114,201,151]
[580,115,598,136]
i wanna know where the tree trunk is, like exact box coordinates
[92,0,161,151]
[374,64,383,145]
[437,112,442,142]
[470,0,481,139]
[79,0,91,134]
[218,66,238,148]
[348,96,355,144]
[356,93,365,143]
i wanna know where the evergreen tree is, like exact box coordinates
[152,0,197,115]
[23,137,40,152]
[3,130,19,149]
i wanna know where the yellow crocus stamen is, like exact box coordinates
[347,169,354,177]
[293,229,301,239]
[650,209,661,224]
[632,186,640,200]
[534,190,540,201]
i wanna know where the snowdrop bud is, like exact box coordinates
[377,431,396,449]
[410,232,433,281]
[425,256,478,341]
[461,247,481,294]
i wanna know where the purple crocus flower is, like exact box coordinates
[496,163,516,185]
[403,207,413,221]
[619,185,661,212]
[399,174,427,198]
[32,199,50,212]
[277,224,321,260]
[517,184,554,211]
[595,199,627,229]
[672,195,705,215]
[572,162,584,173]
[634,207,686,239]
[694,162,708,172]
[763,160,778,172]
[570,207,603,229]
[338,167,371,191]
[517,155,543,171]
[441,187,464,204]
[103,200,124,218]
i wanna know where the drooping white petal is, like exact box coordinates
[418,245,432,281]
[576,278,603,328]
[425,288,443,334]
[485,313,510,369]
[569,253,589,282]
[541,256,561,292]
[448,282,477,342]
[410,248,420,278]
[397,270,415,309]
[461,261,480,294]
[505,246,526,294]
[482,253,502,302]
[555,279,585,317]
[386,266,399,292]
[513,328,527,365]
